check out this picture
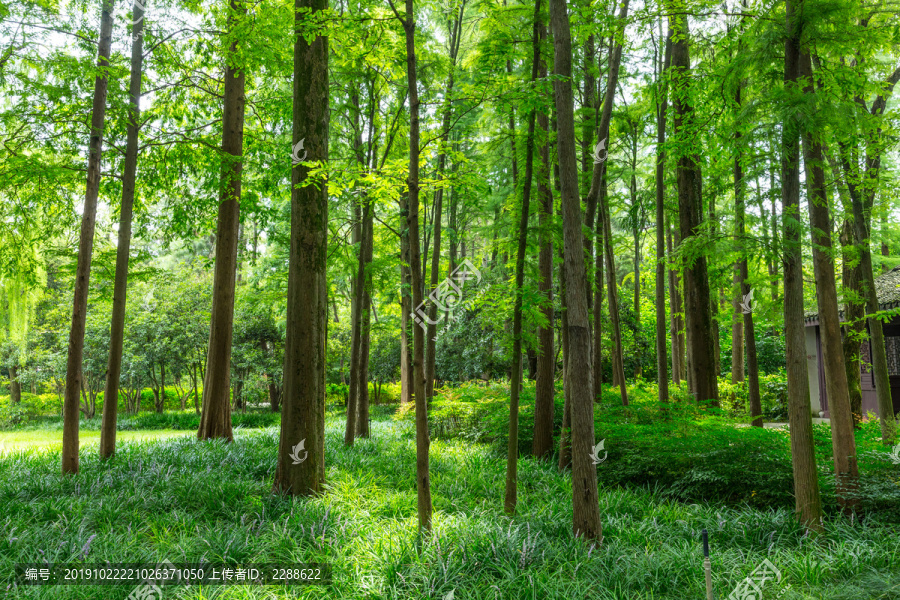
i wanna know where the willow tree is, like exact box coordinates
[62,0,116,475]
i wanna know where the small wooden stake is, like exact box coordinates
[702,529,714,600]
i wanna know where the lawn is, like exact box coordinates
[0,429,194,455]
[1,411,899,599]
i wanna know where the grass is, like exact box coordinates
[0,410,899,599]
[0,428,194,454]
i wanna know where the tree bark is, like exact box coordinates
[425,3,465,399]
[798,49,858,511]
[782,0,823,530]
[356,198,374,438]
[655,25,671,403]
[532,17,554,460]
[839,219,865,427]
[400,192,412,405]
[732,79,761,424]
[505,0,542,514]
[198,0,247,442]
[394,0,432,533]
[9,365,21,404]
[62,0,115,474]
[668,5,717,405]
[549,0,602,540]
[273,0,328,496]
[584,0,629,404]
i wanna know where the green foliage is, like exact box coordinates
[1,414,898,599]
[398,380,900,520]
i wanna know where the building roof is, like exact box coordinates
[805,265,900,322]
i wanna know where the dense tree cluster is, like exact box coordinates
[1,0,898,538]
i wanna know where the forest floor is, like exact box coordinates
[0,410,898,599]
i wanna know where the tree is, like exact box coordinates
[197,0,247,442]
[100,0,145,458]
[799,50,858,511]
[62,0,116,475]
[782,0,822,530]
[273,0,329,496]
[390,0,433,533]
[504,0,543,515]
[549,0,601,540]
[668,2,717,406]
[654,17,671,404]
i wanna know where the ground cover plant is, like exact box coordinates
[1,410,899,600]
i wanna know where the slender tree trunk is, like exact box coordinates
[655,26,671,403]
[400,193,412,404]
[356,198,374,438]
[505,0,542,514]
[62,0,116,474]
[839,220,865,427]
[557,242,572,470]
[732,79,761,424]
[668,4,717,405]
[9,365,21,404]
[532,19,554,460]
[799,56,859,511]
[396,0,432,533]
[584,0,629,405]
[782,1,823,530]
[198,0,247,442]
[425,4,464,399]
[158,361,165,413]
[549,0,602,540]
[273,0,328,496]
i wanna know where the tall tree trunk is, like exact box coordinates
[798,50,858,511]
[584,0,630,404]
[394,0,432,532]
[198,0,247,442]
[839,220,865,427]
[655,25,671,403]
[549,0,602,540]
[62,0,115,474]
[356,198,374,438]
[668,4,717,405]
[732,78,761,424]
[782,1,823,530]
[505,0,541,514]
[425,3,465,399]
[273,0,328,496]
[557,242,572,470]
[400,192,412,404]
[532,19,554,460]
